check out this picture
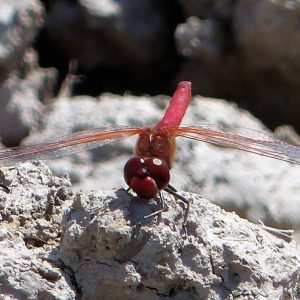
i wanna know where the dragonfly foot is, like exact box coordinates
[0,183,10,194]
[164,184,190,235]
[257,220,294,243]
[143,191,167,220]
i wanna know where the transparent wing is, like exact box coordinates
[0,126,143,167]
[172,124,300,164]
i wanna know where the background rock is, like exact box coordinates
[0,0,44,82]
[0,49,57,146]
[1,0,300,128]
[47,0,172,67]
[175,0,300,128]
[43,0,178,89]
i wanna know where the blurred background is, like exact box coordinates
[1,0,300,144]
[1,0,300,232]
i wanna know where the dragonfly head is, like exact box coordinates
[123,156,170,199]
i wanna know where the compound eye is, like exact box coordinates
[144,158,170,189]
[123,156,170,199]
[130,176,158,199]
[123,156,146,186]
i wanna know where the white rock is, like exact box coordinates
[60,189,300,299]
[0,162,75,299]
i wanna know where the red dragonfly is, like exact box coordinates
[0,81,300,200]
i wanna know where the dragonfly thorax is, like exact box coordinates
[134,128,176,169]
[123,156,170,199]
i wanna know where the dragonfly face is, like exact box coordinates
[123,156,170,199]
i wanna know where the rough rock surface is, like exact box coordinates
[0,162,75,299]
[60,189,300,299]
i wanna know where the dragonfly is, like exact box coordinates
[0,81,300,201]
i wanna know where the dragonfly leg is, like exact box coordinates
[143,191,167,220]
[164,184,190,236]
[257,220,294,243]
[125,187,167,221]
[0,183,10,194]
[165,184,189,204]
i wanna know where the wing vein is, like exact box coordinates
[0,126,142,167]
[173,125,300,165]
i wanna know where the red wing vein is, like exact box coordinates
[174,125,300,165]
[0,126,142,167]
